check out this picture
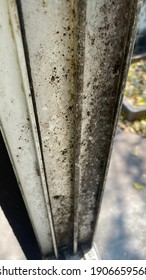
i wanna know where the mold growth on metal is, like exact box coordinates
[19,0,77,248]
[0,0,55,256]
[74,0,142,248]
[14,0,142,256]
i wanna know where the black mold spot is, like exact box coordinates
[51,76,55,82]
[68,105,73,111]
[72,9,75,17]
[62,149,67,155]
[113,62,121,74]
[91,37,95,45]
[54,195,60,200]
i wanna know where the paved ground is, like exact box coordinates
[0,128,146,259]
[94,129,146,259]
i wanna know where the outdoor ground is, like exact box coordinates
[94,128,146,259]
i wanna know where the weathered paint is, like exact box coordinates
[18,0,76,248]
[0,0,56,257]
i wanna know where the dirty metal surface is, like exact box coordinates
[17,0,142,255]
[18,0,76,249]
[0,0,55,256]
[74,0,142,250]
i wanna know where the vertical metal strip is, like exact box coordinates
[19,0,77,250]
[74,0,87,254]
[74,0,142,250]
[9,1,58,258]
[0,0,55,257]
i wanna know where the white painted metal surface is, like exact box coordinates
[19,0,76,249]
[0,0,56,257]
